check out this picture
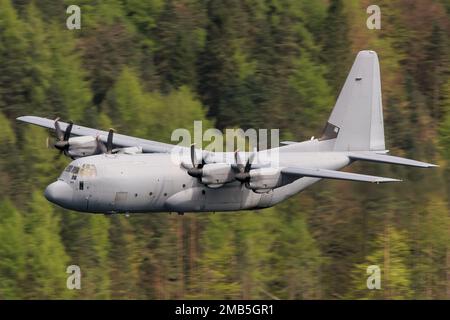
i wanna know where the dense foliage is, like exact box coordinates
[0,0,449,299]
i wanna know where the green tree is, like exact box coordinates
[278,212,323,299]
[46,24,92,122]
[321,0,352,94]
[196,213,241,299]
[439,78,450,160]
[233,209,279,299]
[412,196,450,299]
[347,226,412,299]
[0,0,28,118]
[288,53,333,135]
[0,112,17,197]
[107,67,211,142]
[155,0,206,91]
[109,216,140,299]
[22,126,65,190]
[60,213,111,299]
[23,192,71,299]
[0,199,26,299]
[22,3,53,117]
[106,67,150,137]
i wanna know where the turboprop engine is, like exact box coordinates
[247,167,282,193]
[182,144,292,192]
[200,163,235,187]
[51,118,115,159]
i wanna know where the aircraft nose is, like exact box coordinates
[44,181,73,207]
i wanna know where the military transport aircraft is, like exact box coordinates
[17,51,437,214]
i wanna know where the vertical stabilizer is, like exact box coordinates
[322,50,385,151]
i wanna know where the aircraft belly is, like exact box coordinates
[165,183,246,212]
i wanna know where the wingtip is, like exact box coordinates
[16,115,37,122]
[375,178,403,184]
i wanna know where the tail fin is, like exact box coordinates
[321,50,385,151]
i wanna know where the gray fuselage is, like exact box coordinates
[44,141,351,214]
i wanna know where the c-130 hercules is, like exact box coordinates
[17,51,437,214]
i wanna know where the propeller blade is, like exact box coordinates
[63,121,73,141]
[53,118,71,153]
[54,118,64,141]
[180,161,192,170]
[187,167,203,179]
[234,149,245,173]
[106,129,114,154]
[96,136,107,154]
[244,148,256,173]
[190,143,198,167]
[234,148,257,186]
[54,140,69,150]
[183,144,205,180]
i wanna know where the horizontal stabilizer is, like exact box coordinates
[349,152,438,168]
[281,167,401,183]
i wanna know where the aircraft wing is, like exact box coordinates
[348,152,437,168]
[281,167,401,183]
[16,116,175,153]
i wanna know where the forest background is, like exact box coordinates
[0,0,449,299]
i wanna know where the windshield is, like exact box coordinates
[59,165,81,181]
[59,164,96,181]
[79,164,97,178]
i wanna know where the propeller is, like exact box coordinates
[106,129,114,153]
[53,118,73,156]
[98,129,115,154]
[182,144,205,179]
[234,148,257,187]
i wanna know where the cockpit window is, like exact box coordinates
[60,165,81,181]
[79,164,97,177]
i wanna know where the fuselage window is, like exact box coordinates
[79,181,84,190]
[65,165,73,172]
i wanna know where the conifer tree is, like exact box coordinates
[0,0,28,118]
[0,199,26,299]
[23,192,71,299]
[321,0,352,94]
[347,226,412,299]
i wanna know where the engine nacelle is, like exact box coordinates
[248,167,282,192]
[201,163,235,186]
[66,136,101,159]
[116,146,143,155]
